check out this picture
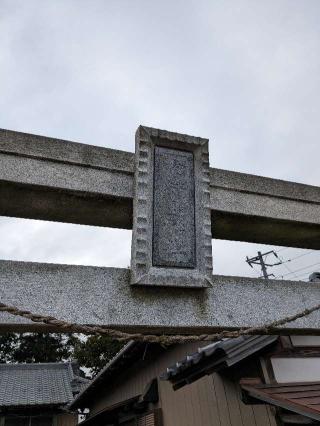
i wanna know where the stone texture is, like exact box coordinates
[0,260,320,334]
[153,147,196,268]
[0,127,320,248]
[1,126,320,334]
[0,128,133,173]
[130,126,212,287]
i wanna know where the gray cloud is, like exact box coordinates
[0,0,319,279]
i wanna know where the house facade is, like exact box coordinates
[70,336,280,425]
[165,335,320,425]
[71,334,320,425]
[0,362,88,426]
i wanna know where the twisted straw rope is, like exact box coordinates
[0,301,320,345]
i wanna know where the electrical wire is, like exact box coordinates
[274,247,291,254]
[273,249,318,279]
[246,248,319,281]
[284,250,316,263]
[278,261,320,279]
[281,261,300,280]
[289,269,320,281]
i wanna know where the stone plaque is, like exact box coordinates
[131,126,213,288]
[153,147,196,268]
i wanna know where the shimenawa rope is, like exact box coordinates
[1,301,320,345]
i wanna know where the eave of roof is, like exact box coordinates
[80,396,140,426]
[161,335,278,389]
[0,402,65,411]
[79,378,159,425]
[72,335,278,407]
[70,341,139,409]
[241,380,320,421]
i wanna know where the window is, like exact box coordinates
[271,357,320,383]
[290,336,320,347]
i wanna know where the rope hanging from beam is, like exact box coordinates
[0,301,319,345]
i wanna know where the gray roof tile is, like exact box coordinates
[161,335,278,389]
[0,362,87,408]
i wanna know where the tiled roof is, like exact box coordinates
[0,362,88,408]
[161,335,278,389]
[71,336,279,407]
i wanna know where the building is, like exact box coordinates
[164,335,320,425]
[68,274,320,426]
[0,362,88,426]
[71,334,320,425]
[70,336,280,425]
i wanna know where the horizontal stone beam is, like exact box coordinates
[0,129,134,229]
[1,128,320,248]
[0,260,320,334]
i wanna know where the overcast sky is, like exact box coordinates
[0,0,319,280]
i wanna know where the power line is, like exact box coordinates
[282,250,316,263]
[291,250,316,261]
[246,247,319,281]
[280,261,300,280]
[274,247,291,254]
[277,261,320,279]
[273,249,318,280]
[289,269,320,281]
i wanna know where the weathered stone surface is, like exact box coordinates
[0,260,320,334]
[0,127,320,248]
[0,128,133,229]
[130,126,212,287]
[1,126,319,335]
[153,147,196,268]
[0,128,133,173]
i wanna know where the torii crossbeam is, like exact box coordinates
[0,126,319,335]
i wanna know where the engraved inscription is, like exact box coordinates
[153,146,196,268]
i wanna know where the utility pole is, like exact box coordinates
[246,250,282,279]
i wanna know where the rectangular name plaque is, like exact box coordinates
[153,147,196,268]
[131,126,213,288]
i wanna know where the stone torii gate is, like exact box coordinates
[0,125,319,336]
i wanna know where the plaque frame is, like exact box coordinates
[130,125,213,288]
